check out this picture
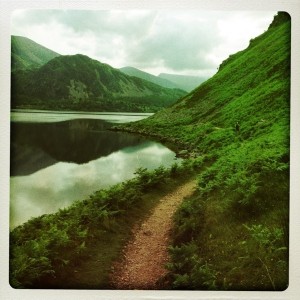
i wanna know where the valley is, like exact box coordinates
[9,12,290,291]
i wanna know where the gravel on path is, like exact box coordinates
[110,179,197,289]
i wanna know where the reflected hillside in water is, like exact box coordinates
[11,118,147,176]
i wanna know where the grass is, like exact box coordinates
[168,188,288,290]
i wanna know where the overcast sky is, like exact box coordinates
[11,10,276,77]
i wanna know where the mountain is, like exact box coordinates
[11,35,60,71]
[158,73,207,92]
[117,12,290,290]
[119,66,182,90]
[11,54,186,112]
[120,67,208,92]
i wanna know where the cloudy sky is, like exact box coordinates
[11,10,276,77]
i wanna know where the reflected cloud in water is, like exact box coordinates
[10,141,178,228]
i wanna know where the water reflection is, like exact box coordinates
[11,119,147,176]
[10,114,178,228]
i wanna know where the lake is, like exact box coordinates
[10,110,179,229]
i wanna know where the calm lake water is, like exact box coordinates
[10,110,179,229]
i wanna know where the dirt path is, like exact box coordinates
[110,179,197,289]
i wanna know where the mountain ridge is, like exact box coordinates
[120,66,182,90]
[11,35,60,71]
[158,73,207,92]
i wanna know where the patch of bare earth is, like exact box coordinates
[110,179,197,289]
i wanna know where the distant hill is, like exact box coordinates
[158,73,207,92]
[11,36,60,71]
[11,54,186,112]
[119,66,182,90]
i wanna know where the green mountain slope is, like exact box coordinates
[124,12,290,157]
[119,12,290,290]
[11,36,60,71]
[158,73,207,92]
[11,54,186,112]
[120,66,182,90]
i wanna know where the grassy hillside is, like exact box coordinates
[11,36,60,71]
[11,54,186,112]
[124,13,290,144]
[118,12,290,290]
[120,66,182,90]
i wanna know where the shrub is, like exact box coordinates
[172,194,204,245]
[242,224,288,290]
[168,242,218,289]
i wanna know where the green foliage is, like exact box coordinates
[241,224,288,290]
[196,132,289,215]
[10,210,89,288]
[172,194,205,244]
[68,79,89,102]
[167,243,218,289]
[10,241,54,288]
[133,166,169,190]
[244,224,284,250]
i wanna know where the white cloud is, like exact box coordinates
[207,12,274,66]
[11,9,276,76]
